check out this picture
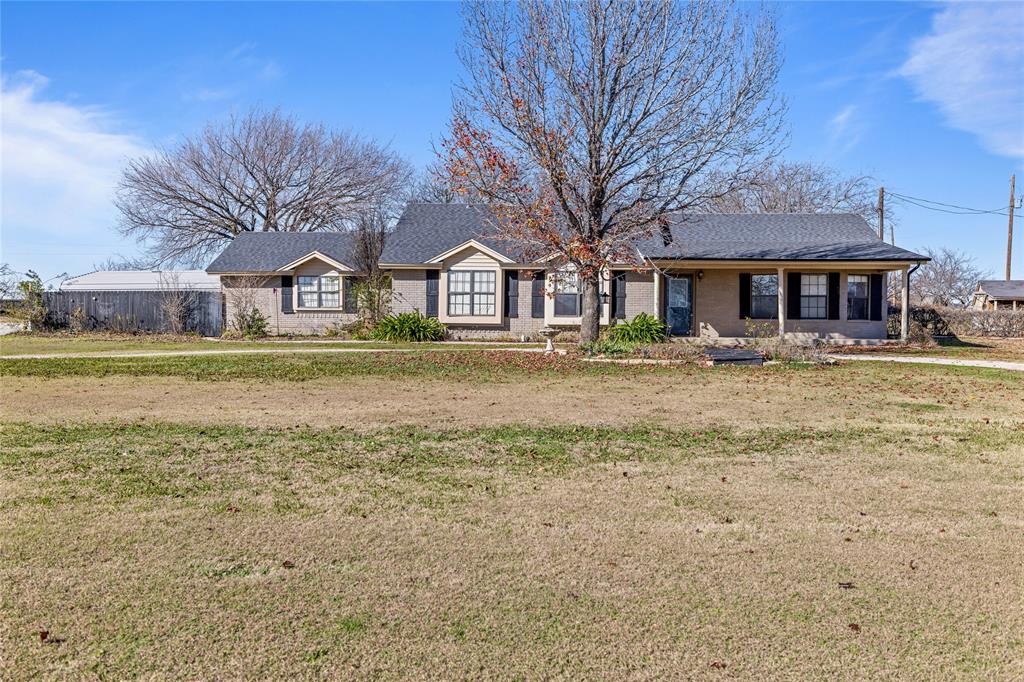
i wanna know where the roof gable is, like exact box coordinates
[206,231,359,273]
[426,239,514,265]
[277,251,353,272]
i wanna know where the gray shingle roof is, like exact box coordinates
[636,213,929,261]
[379,203,515,264]
[206,231,358,273]
[976,280,1024,299]
[380,203,929,264]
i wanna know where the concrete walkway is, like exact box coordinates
[829,354,1024,373]
[0,346,555,360]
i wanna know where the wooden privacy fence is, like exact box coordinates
[45,290,224,336]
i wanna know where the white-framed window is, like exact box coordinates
[297,275,340,308]
[553,270,581,317]
[847,274,869,320]
[447,270,496,316]
[800,273,827,319]
[750,274,778,319]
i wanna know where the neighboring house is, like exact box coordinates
[972,280,1024,310]
[207,202,930,341]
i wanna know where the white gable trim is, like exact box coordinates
[276,251,353,272]
[426,239,514,265]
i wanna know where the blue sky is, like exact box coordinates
[2,1,1022,282]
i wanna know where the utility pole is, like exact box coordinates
[889,225,895,245]
[878,186,885,240]
[1007,174,1015,281]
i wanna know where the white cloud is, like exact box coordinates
[181,43,282,103]
[899,2,1024,159]
[827,104,862,153]
[1,71,149,275]
[1,71,148,231]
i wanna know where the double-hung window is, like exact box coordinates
[750,274,778,319]
[553,271,581,317]
[297,275,340,308]
[447,270,495,316]
[799,274,828,319]
[847,274,869,320]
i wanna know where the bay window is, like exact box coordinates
[448,270,496,316]
[297,275,340,308]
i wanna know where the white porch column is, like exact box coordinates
[652,269,662,320]
[900,266,910,343]
[777,266,786,339]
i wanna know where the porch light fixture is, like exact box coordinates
[600,291,611,304]
[697,270,704,280]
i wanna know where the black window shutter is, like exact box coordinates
[869,273,884,321]
[342,277,357,314]
[613,273,627,319]
[531,272,545,318]
[787,272,801,320]
[739,273,751,319]
[827,272,841,320]
[280,275,293,314]
[504,270,519,318]
[425,270,439,318]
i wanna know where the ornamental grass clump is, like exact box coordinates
[371,312,446,343]
[609,313,667,345]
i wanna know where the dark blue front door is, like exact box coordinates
[666,276,692,336]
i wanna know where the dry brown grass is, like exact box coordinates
[2,357,1023,679]
[3,361,1022,432]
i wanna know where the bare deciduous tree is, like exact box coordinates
[709,161,894,232]
[223,274,270,337]
[117,108,411,267]
[913,248,990,307]
[445,0,784,342]
[410,162,464,204]
[92,256,151,272]
[157,273,199,335]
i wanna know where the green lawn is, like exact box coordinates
[0,332,539,356]
[2,349,1022,679]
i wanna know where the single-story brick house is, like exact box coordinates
[207,202,929,342]
[972,280,1024,311]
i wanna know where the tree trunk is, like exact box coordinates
[579,274,601,344]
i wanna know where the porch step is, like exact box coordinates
[703,348,765,366]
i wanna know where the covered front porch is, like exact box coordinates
[647,261,919,343]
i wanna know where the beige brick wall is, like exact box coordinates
[692,269,888,340]
[390,269,427,314]
[623,271,657,318]
[222,275,359,336]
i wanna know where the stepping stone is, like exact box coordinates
[703,347,764,366]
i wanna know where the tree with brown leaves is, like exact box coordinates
[445,0,784,342]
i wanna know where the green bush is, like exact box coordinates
[371,312,446,343]
[609,313,667,344]
[236,307,269,339]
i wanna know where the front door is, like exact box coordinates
[665,275,693,336]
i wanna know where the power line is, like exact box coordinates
[885,189,1021,217]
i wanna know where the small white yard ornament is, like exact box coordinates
[538,327,558,354]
